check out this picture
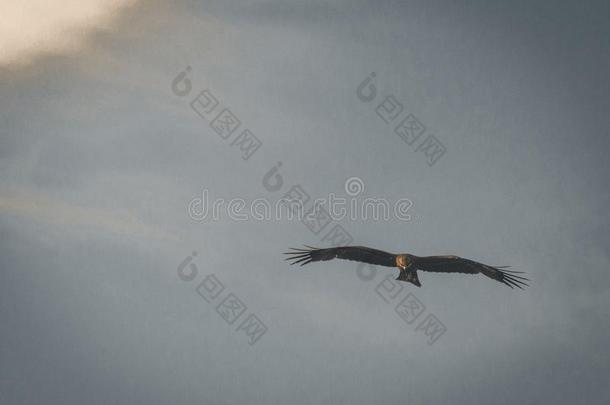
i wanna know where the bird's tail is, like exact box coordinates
[480,265,529,289]
[396,269,422,287]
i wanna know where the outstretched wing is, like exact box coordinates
[284,246,396,267]
[414,256,528,289]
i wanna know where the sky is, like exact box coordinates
[1,1,609,404]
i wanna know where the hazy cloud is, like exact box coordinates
[0,0,138,66]
[0,190,178,241]
[1,1,609,404]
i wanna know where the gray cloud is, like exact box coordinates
[1,1,609,404]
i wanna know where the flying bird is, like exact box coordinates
[284,246,528,289]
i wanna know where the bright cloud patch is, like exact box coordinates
[0,0,136,65]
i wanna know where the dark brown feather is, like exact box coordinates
[414,256,529,289]
[284,246,396,267]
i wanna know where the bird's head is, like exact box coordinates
[396,255,409,270]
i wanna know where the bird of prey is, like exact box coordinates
[284,246,528,289]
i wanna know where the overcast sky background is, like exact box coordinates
[1,1,609,404]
